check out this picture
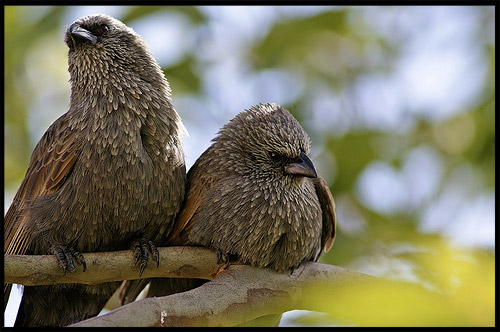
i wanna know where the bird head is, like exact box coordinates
[215,103,317,182]
[64,14,169,98]
[65,14,145,55]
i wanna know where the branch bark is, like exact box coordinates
[71,262,373,327]
[5,247,221,285]
[5,247,374,327]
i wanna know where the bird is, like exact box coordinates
[4,14,187,326]
[119,103,336,327]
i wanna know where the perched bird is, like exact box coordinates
[120,103,336,326]
[4,14,186,326]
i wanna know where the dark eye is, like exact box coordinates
[269,152,281,162]
[99,25,110,35]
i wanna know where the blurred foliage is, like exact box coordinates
[120,5,206,25]
[4,6,67,185]
[252,9,397,91]
[4,5,495,327]
[163,56,201,95]
[299,245,494,327]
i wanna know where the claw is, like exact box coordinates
[139,257,148,277]
[51,245,86,275]
[289,263,300,275]
[132,240,142,267]
[216,249,230,270]
[68,247,86,272]
[131,238,159,277]
[148,240,159,268]
[64,247,76,273]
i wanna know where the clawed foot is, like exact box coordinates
[216,249,231,270]
[214,250,242,278]
[131,238,159,277]
[51,245,86,275]
[289,263,301,275]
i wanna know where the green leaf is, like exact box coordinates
[163,56,200,95]
[252,9,349,69]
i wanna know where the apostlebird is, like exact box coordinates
[120,103,336,326]
[4,14,186,326]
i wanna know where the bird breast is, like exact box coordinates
[189,176,323,272]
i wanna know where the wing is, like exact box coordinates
[5,112,81,255]
[4,112,81,309]
[165,148,220,245]
[314,177,337,256]
[165,176,207,245]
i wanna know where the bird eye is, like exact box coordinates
[99,25,110,35]
[269,152,281,162]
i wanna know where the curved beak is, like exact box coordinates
[284,151,317,178]
[69,23,97,43]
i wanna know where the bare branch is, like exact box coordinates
[4,247,221,286]
[5,247,374,327]
[70,262,374,327]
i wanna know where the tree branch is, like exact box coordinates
[4,247,221,285]
[70,262,373,327]
[5,247,374,327]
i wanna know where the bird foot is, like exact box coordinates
[214,249,237,278]
[289,263,301,275]
[131,238,159,277]
[213,251,245,278]
[216,249,231,270]
[51,245,86,275]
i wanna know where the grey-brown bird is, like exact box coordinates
[120,103,336,326]
[4,14,186,326]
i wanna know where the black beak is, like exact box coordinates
[284,151,318,178]
[69,23,97,43]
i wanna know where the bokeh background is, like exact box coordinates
[4,5,495,327]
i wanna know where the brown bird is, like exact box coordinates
[120,103,336,326]
[4,14,186,326]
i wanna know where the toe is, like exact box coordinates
[131,238,160,276]
[51,245,85,274]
